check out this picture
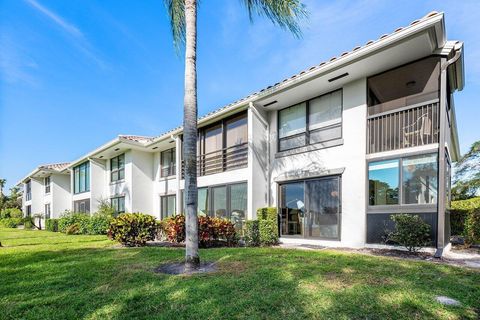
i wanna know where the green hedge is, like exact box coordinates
[58,211,112,235]
[256,207,279,246]
[108,213,156,246]
[0,208,23,219]
[0,218,23,228]
[389,214,431,252]
[451,197,480,245]
[46,219,59,232]
[244,220,260,247]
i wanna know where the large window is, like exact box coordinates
[161,148,176,177]
[45,176,51,194]
[45,203,51,219]
[111,154,125,182]
[368,153,438,207]
[111,196,125,215]
[278,89,342,151]
[74,162,90,194]
[160,195,176,219]
[26,205,31,217]
[181,182,247,229]
[26,180,31,201]
[73,199,90,213]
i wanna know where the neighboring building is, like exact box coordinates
[18,163,71,226]
[17,12,463,254]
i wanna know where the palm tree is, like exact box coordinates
[164,0,307,270]
[0,178,6,197]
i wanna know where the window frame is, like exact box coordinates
[111,196,125,215]
[367,152,438,214]
[160,194,176,220]
[73,162,90,194]
[277,89,343,152]
[73,199,90,214]
[44,203,51,219]
[26,180,32,201]
[110,154,125,183]
[44,176,51,194]
[160,148,176,178]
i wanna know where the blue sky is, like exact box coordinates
[1,0,479,191]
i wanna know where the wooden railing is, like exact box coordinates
[182,142,248,177]
[367,100,439,154]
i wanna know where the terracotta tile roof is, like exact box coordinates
[38,162,70,172]
[151,11,441,141]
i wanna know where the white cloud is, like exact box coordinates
[0,34,39,85]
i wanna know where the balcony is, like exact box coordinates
[182,142,248,177]
[367,100,439,154]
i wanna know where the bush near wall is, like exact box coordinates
[58,211,113,235]
[451,197,480,245]
[45,219,59,232]
[388,214,431,252]
[256,207,279,246]
[108,213,157,246]
[0,218,23,228]
[0,208,23,219]
[163,215,237,247]
[244,220,260,247]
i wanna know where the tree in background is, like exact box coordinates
[163,0,307,270]
[453,140,480,200]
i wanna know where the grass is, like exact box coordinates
[0,228,479,320]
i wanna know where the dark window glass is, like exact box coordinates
[26,181,32,201]
[368,159,399,205]
[111,154,125,182]
[45,203,51,219]
[74,162,90,194]
[212,186,227,219]
[111,196,125,215]
[229,183,247,230]
[73,199,90,213]
[45,177,51,194]
[161,148,176,177]
[402,154,438,204]
[26,205,31,217]
[160,195,176,219]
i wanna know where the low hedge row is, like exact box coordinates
[451,197,480,245]
[108,213,157,246]
[46,219,59,232]
[244,207,279,247]
[58,211,112,235]
[0,218,23,228]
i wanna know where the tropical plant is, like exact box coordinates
[108,213,157,246]
[452,140,480,200]
[388,214,431,252]
[164,0,307,270]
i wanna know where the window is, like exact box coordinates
[45,177,51,194]
[26,205,31,217]
[278,89,342,151]
[73,199,90,213]
[369,159,399,205]
[26,180,31,201]
[160,195,176,219]
[161,148,176,177]
[368,153,438,207]
[45,203,51,219]
[402,154,437,204]
[111,154,125,182]
[74,162,90,194]
[181,183,247,229]
[111,196,125,215]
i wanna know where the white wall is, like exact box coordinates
[29,177,44,215]
[265,78,368,247]
[131,149,154,214]
[51,173,71,218]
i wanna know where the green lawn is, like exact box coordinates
[0,228,479,320]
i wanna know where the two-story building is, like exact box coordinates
[18,12,463,254]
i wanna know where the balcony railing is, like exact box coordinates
[367,100,439,154]
[182,142,248,177]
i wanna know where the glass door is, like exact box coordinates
[279,176,341,240]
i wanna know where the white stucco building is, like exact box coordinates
[18,12,464,254]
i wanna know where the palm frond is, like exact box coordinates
[164,0,186,52]
[242,0,308,38]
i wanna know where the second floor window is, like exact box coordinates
[111,154,125,182]
[45,176,51,194]
[74,162,90,194]
[161,148,176,177]
[26,180,31,201]
[278,89,342,151]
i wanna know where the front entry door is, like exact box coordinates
[280,176,341,240]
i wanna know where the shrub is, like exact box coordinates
[450,197,480,236]
[0,218,23,228]
[163,215,237,247]
[66,224,80,235]
[389,214,431,252]
[45,219,59,232]
[108,213,156,246]
[244,220,260,247]
[58,211,89,234]
[164,215,186,243]
[23,217,33,229]
[464,209,480,245]
[256,207,279,246]
[87,214,112,235]
[0,208,23,219]
[155,220,167,241]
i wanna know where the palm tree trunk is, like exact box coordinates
[183,0,200,270]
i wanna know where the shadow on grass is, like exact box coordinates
[1,246,479,319]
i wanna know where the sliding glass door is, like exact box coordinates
[279,176,341,240]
